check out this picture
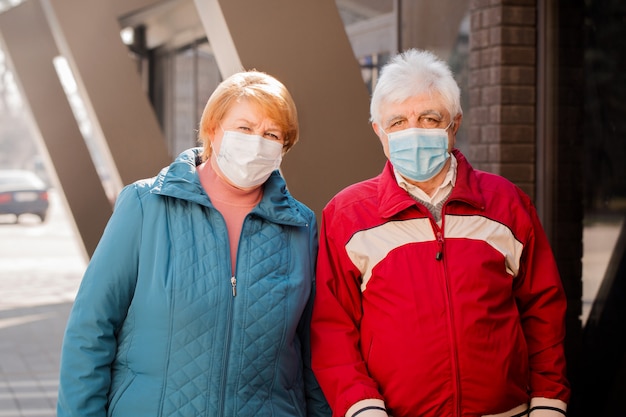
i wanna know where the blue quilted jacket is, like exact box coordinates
[57,148,330,417]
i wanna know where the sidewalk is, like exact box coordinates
[0,302,73,417]
[0,264,82,417]
[0,192,85,417]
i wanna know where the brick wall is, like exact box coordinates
[469,1,585,412]
[468,0,537,199]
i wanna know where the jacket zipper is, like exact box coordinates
[217,214,242,416]
[218,213,251,415]
[217,269,235,416]
[434,218,462,417]
[436,231,444,261]
[231,276,237,296]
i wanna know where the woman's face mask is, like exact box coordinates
[215,130,283,188]
[384,125,451,182]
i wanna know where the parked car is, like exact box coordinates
[0,169,49,223]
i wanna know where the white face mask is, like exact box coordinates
[215,130,283,188]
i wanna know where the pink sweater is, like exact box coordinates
[198,161,262,273]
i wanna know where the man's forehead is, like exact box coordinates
[384,93,446,110]
[382,99,447,119]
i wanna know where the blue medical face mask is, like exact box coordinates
[385,124,452,182]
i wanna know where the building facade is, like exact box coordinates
[1,0,625,415]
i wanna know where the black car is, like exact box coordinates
[0,170,50,223]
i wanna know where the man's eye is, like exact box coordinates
[420,117,440,128]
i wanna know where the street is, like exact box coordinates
[0,190,86,310]
[0,189,86,417]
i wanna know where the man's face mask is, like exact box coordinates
[384,123,452,182]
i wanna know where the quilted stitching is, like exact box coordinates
[235,222,289,415]
[158,201,300,416]
[162,201,226,416]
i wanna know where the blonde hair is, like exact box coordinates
[198,70,299,161]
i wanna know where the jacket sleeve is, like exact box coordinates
[310,204,385,417]
[513,195,570,406]
[296,215,332,417]
[56,184,143,417]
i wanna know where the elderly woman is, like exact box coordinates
[57,71,329,417]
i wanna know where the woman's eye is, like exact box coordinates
[265,132,283,141]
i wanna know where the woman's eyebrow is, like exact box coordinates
[230,117,253,125]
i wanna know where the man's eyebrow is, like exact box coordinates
[418,109,444,118]
[383,109,444,125]
[383,114,405,125]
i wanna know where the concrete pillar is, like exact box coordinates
[4,0,388,253]
[0,0,112,259]
[40,0,172,189]
[400,0,469,60]
[194,0,387,216]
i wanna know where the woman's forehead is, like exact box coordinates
[222,99,281,128]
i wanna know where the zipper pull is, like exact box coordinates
[436,232,444,261]
[230,276,237,297]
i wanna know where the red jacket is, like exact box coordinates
[311,150,570,417]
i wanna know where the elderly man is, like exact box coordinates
[310,49,570,417]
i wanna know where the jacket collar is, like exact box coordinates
[150,148,310,227]
[377,149,485,219]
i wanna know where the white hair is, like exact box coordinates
[370,49,462,125]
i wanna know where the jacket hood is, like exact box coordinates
[377,148,485,219]
[150,148,311,227]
